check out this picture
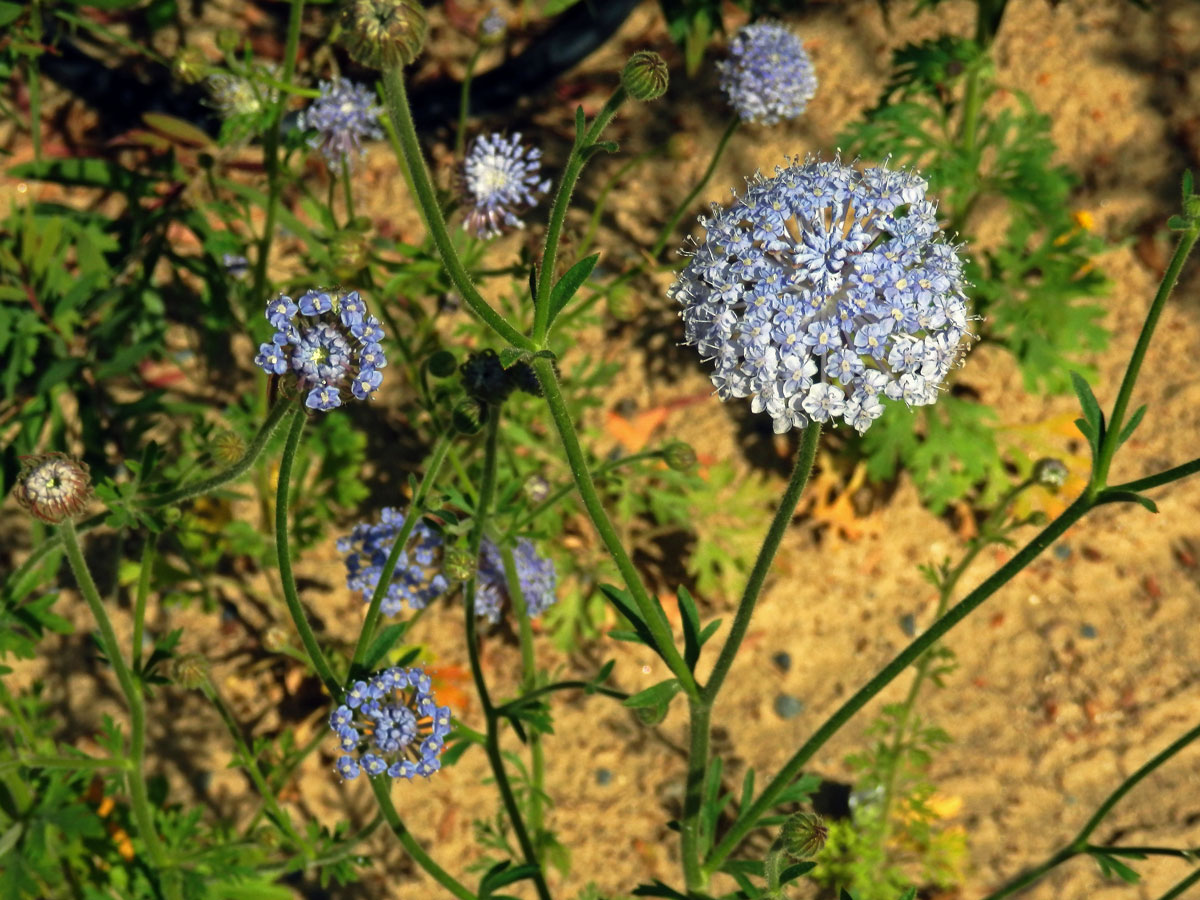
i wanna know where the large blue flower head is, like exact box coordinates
[300,77,384,166]
[668,156,972,434]
[253,288,387,411]
[338,507,449,616]
[462,132,552,239]
[329,666,452,781]
[474,537,558,624]
[718,22,816,125]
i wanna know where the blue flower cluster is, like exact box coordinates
[668,156,971,434]
[718,22,817,125]
[299,77,383,166]
[329,666,451,781]
[253,289,386,411]
[338,507,448,617]
[462,132,551,239]
[475,537,558,623]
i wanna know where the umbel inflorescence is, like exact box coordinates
[718,22,817,125]
[462,132,551,239]
[253,289,387,411]
[329,666,451,780]
[475,537,558,623]
[669,156,971,434]
[299,77,383,166]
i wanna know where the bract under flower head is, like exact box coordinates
[462,132,551,239]
[329,666,451,781]
[300,77,383,166]
[14,453,92,524]
[668,156,972,434]
[253,289,387,410]
[338,507,449,616]
[475,537,558,623]
[718,22,816,125]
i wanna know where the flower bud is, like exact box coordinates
[211,429,246,465]
[261,625,291,654]
[330,228,372,280]
[780,811,827,859]
[443,545,476,584]
[478,8,506,47]
[171,653,211,690]
[341,0,427,69]
[663,441,697,471]
[14,453,92,524]
[622,51,670,102]
[1033,457,1069,490]
[523,474,551,504]
[172,46,208,85]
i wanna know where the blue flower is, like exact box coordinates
[668,156,971,434]
[338,507,448,617]
[299,77,384,166]
[328,666,452,781]
[475,537,558,623]
[252,288,385,411]
[462,132,552,239]
[718,22,817,125]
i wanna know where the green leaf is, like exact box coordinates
[1093,852,1141,884]
[8,158,156,197]
[1167,214,1192,232]
[574,105,586,144]
[599,584,656,649]
[142,112,213,148]
[675,585,702,670]
[480,861,541,897]
[1099,490,1158,514]
[542,0,582,13]
[697,618,722,645]
[498,347,526,369]
[622,678,681,725]
[632,880,689,899]
[547,253,600,328]
[1117,404,1147,447]
[779,861,816,885]
[1070,371,1104,454]
[895,889,918,900]
[1183,169,1194,201]
[362,622,410,670]
[0,3,23,27]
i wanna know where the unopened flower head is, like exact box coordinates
[338,507,448,616]
[252,288,387,411]
[329,666,451,781]
[14,453,92,524]
[479,7,506,45]
[475,537,558,623]
[462,132,551,239]
[206,70,278,118]
[300,78,383,167]
[341,0,427,69]
[718,22,816,125]
[668,156,971,434]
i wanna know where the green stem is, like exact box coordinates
[1109,456,1200,494]
[703,493,1093,877]
[1087,845,1200,859]
[370,780,475,900]
[1091,225,1200,491]
[464,411,552,900]
[702,424,821,702]
[378,66,533,350]
[1157,869,1200,900]
[27,0,42,164]
[4,755,128,774]
[578,152,651,258]
[531,357,696,696]
[274,408,341,696]
[455,47,484,158]
[958,58,985,161]
[649,116,739,261]
[131,537,156,671]
[681,699,712,891]
[349,432,453,673]
[499,541,543,835]
[341,156,356,223]
[496,680,628,714]
[143,397,292,509]
[533,87,628,343]
[59,520,180,900]
[250,0,305,305]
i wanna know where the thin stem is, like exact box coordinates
[1109,456,1200,494]
[464,411,552,900]
[27,1,42,164]
[274,408,341,696]
[143,397,292,509]
[4,755,128,774]
[649,117,739,261]
[499,541,543,835]
[702,423,822,702]
[959,58,985,161]
[1087,844,1200,860]
[378,66,533,350]
[1157,869,1200,900]
[131,537,156,671]
[1091,225,1200,490]
[251,0,305,304]
[682,699,712,891]
[59,520,180,900]
[703,493,1093,877]
[496,680,629,714]
[981,847,1076,900]
[349,432,453,672]
[370,780,475,900]
[455,46,484,157]
[532,357,697,696]
[578,152,651,258]
[341,156,356,223]
[533,87,628,343]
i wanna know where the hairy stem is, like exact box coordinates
[650,116,739,261]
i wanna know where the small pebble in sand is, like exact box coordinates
[772,651,792,672]
[774,694,806,720]
[595,768,612,786]
[1080,623,1098,639]
[899,613,916,637]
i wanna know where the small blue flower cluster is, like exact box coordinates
[463,132,551,239]
[339,507,448,616]
[718,22,817,125]
[669,156,970,434]
[300,77,384,166]
[253,289,387,411]
[330,666,451,781]
[475,537,558,623]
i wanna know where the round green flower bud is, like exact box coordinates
[341,0,427,69]
[171,653,211,690]
[1033,457,1069,489]
[621,51,669,102]
[780,811,827,860]
[663,441,697,471]
[172,46,208,85]
[211,429,246,466]
[443,545,476,584]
